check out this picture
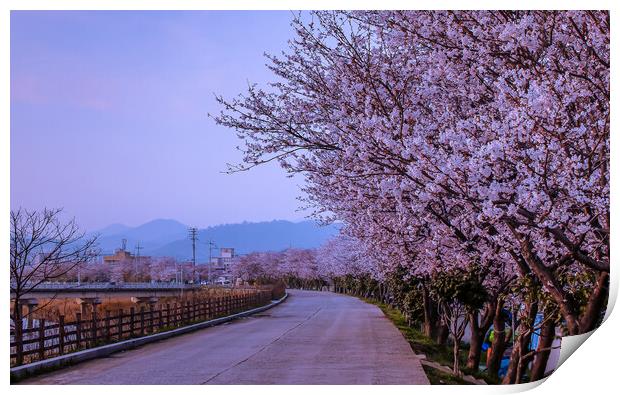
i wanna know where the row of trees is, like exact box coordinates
[57,257,200,283]
[232,248,327,290]
[217,11,609,384]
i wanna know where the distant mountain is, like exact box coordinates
[96,223,131,235]
[92,219,340,261]
[93,219,189,254]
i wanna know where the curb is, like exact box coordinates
[11,293,288,381]
[420,359,488,385]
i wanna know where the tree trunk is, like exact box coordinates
[12,298,24,365]
[467,302,496,372]
[510,228,581,335]
[530,320,555,381]
[453,338,461,376]
[503,301,538,384]
[466,312,484,371]
[502,335,522,384]
[435,322,449,345]
[422,286,434,337]
[515,306,538,384]
[579,271,609,333]
[487,303,507,380]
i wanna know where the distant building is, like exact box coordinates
[208,248,235,284]
[220,248,234,268]
[220,248,234,259]
[103,240,150,264]
[103,248,134,264]
[210,248,234,269]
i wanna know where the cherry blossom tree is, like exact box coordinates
[215,11,608,381]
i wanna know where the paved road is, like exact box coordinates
[21,290,429,385]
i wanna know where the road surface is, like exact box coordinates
[20,290,429,384]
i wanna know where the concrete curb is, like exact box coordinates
[419,359,487,385]
[11,293,289,381]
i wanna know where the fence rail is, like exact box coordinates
[11,281,202,292]
[10,290,275,367]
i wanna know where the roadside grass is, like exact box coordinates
[422,365,471,385]
[362,298,492,385]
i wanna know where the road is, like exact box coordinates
[20,289,429,385]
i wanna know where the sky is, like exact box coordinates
[10,11,308,231]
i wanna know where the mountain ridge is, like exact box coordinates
[92,218,340,260]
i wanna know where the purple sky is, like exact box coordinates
[10,11,307,231]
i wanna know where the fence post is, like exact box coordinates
[157,306,162,331]
[58,315,65,356]
[105,310,111,342]
[129,307,135,337]
[91,309,97,346]
[38,318,46,361]
[76,313,82,350]
[166,304,171,327]
[140,306,145,336]
[14,324,23,366]
[172,303,177,327]
[149,306,154,333]
[117,309,123,340]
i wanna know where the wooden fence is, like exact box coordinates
[11,289,274,367]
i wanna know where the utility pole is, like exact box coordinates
[135,242,143,282]
[207,240,217,285]
[188,227,198,283]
